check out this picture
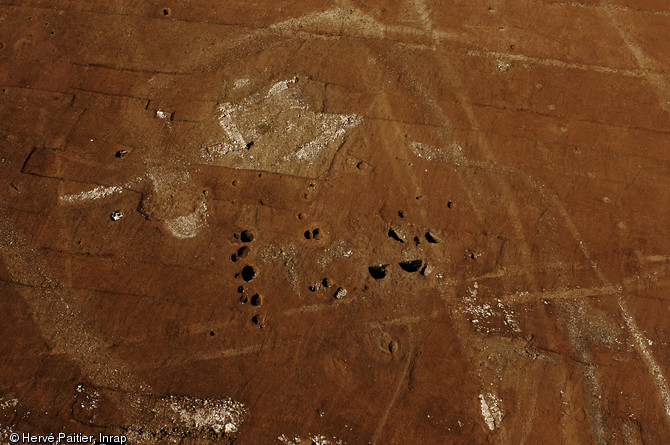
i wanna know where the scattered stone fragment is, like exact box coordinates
[399,259,423,272]
[309,282,322,292]
[368,264,388,279]
[421,263,433,276]
[239,295,248,304]
[357,161,368,170]
[321,278,331,288]
[397,210,404,218]
[388,225,407,243]
[425,230,442,244]
[240,230,255,243]
[110,211,123,221]
[334,287,347,299]
[241,265,256,282]
[447,201,455,209]
[114,150,128,158]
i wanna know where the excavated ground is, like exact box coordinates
[1,1,670,444]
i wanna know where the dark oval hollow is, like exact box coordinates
[231,253,238,262]
[237,246,250,258]
[388,228,404,243]
[425,232,440,244]
[240,230,255,243]
[237,285,244,293]
[250,293,263,306]
[368,265,387,279]
[304,230,312,239]
[241,265,256,282]
[251,314,266,327]
[399,260,423,272]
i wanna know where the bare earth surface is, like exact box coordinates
[1,1,670,444]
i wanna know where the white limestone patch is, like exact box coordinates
[164,199,208,239]
[207,78,361,178]
[146,166,209,239]
[234,78,250,89]
[0,397,18,411]
[124,394,248,444]
[278,433,345,444]
[410,141,465,166]
[316,239,354,268]
[479,393,503,430]
[460,283,521,334]
[60,178,142,203]
[167,395,246,435]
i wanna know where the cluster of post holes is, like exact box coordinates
[218,229,266,330]
[368,208,449,280]
[300,217,347,299]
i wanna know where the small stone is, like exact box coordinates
[421,263,434,276]
[309,282,322,292]
[357,161,368,170]
[334,287,347,299]
[110,211,123,221]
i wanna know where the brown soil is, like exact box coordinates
[1,1,670,444]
